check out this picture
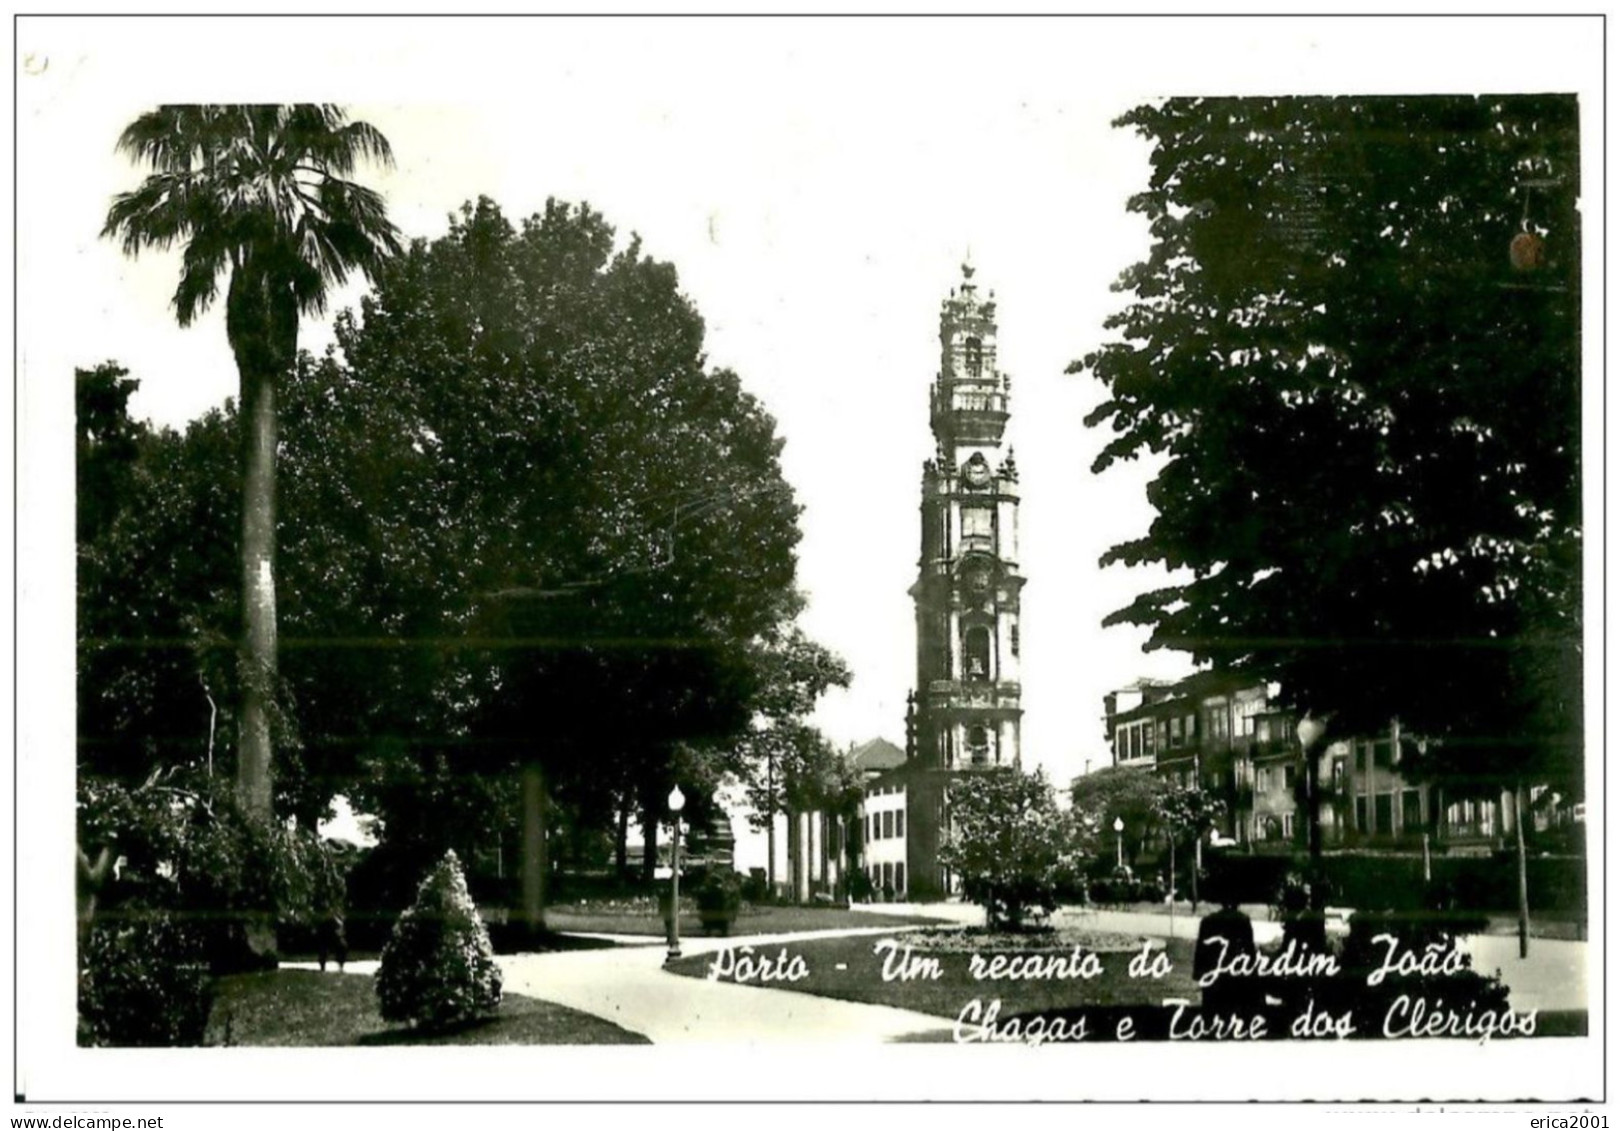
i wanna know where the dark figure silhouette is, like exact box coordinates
[1278,883,1329,955]
[1194,899,1258,1015]
[317,912,348,972]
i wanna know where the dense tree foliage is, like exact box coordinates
[80,197,828,900]
[104,105,400,817]
[1079,96,1581,795]
[1069,764,1173,861]
[291,196,808,871]
[77,372,236,783]
[940,769,1088,930]
[739,628,852,829]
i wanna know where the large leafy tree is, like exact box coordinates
[738,628,852,888]
[103,105,400,817]
[1069,764,1173,864]
[940,768,1087,931]
[279,198,808,884]
[1079,96,1581,798]
[78,374,236,784]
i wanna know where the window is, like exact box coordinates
[1235,696,1265,737]
[1010,622,1020,657]
[1375,794,1393,834]
[1257,767,1270,792]
[1169,716,1183,748]
[965,336,983,377]
[1402,789,1423,830]
[1355,744,1367,771]
[1374,742,1393,769]
[962,506,993,540]
[1204,703,1231,742]
[965,627,992,679]
[895,862,906,895]
[968,725,990,766]
[896,810,905,838]
[1355,797,1368,832]
[1283,813,1295,839]
[1283,765,1297,790]
[881,862,893,894]
[882,811,893,839]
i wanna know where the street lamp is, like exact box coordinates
[1296,713,1329,911]
[1113,816,1125,870]
[666,785,686,962]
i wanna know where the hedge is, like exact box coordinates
[1208,850,1585,916]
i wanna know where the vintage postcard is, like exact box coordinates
[13,11,1606,1109]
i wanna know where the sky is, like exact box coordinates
[14,12,1606,1104]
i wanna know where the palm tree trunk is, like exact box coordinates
[237,360,277,818]
[228,272,295,823]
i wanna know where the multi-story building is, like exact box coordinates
[898,261,1025,898]
[1088,674,1517,853]
[853,737,910,899]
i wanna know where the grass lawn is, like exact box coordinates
[544,901,947,937]
[205,969,647,1046]
[665,928,1202,1020]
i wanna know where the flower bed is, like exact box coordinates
[902,925,1149,955]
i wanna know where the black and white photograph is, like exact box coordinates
[13,10,1605,1112]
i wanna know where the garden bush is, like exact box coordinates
[694,869,744,935]
[77,770,341,972]
[940,769,1089,930]
[376,850,503,1029]
[78,910,213,1047]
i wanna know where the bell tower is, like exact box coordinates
[904,260,1024,897]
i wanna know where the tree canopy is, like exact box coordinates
[80,197,827,876]
[940,768,1087,931]
[1078,96,1581,791]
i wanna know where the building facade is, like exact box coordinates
[901,262,1025,898]
[1087,674,1518,854]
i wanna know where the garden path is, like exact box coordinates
[289,921,954,1044]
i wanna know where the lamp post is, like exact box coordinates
[666,785,686,962]
[1113,816,1125,871]
[1296,713,1329,911]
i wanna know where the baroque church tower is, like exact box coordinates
[902,260,1024,897]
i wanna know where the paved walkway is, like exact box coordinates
[498,925,952,1044]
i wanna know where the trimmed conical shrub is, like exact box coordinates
[376,850,502,1029]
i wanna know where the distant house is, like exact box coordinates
[851,738,908,899]
[1082,673,1536,855]
[783,736,910,903]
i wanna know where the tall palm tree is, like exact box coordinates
[104,105,400,818]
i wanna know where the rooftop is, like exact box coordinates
[851,737,906,771]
